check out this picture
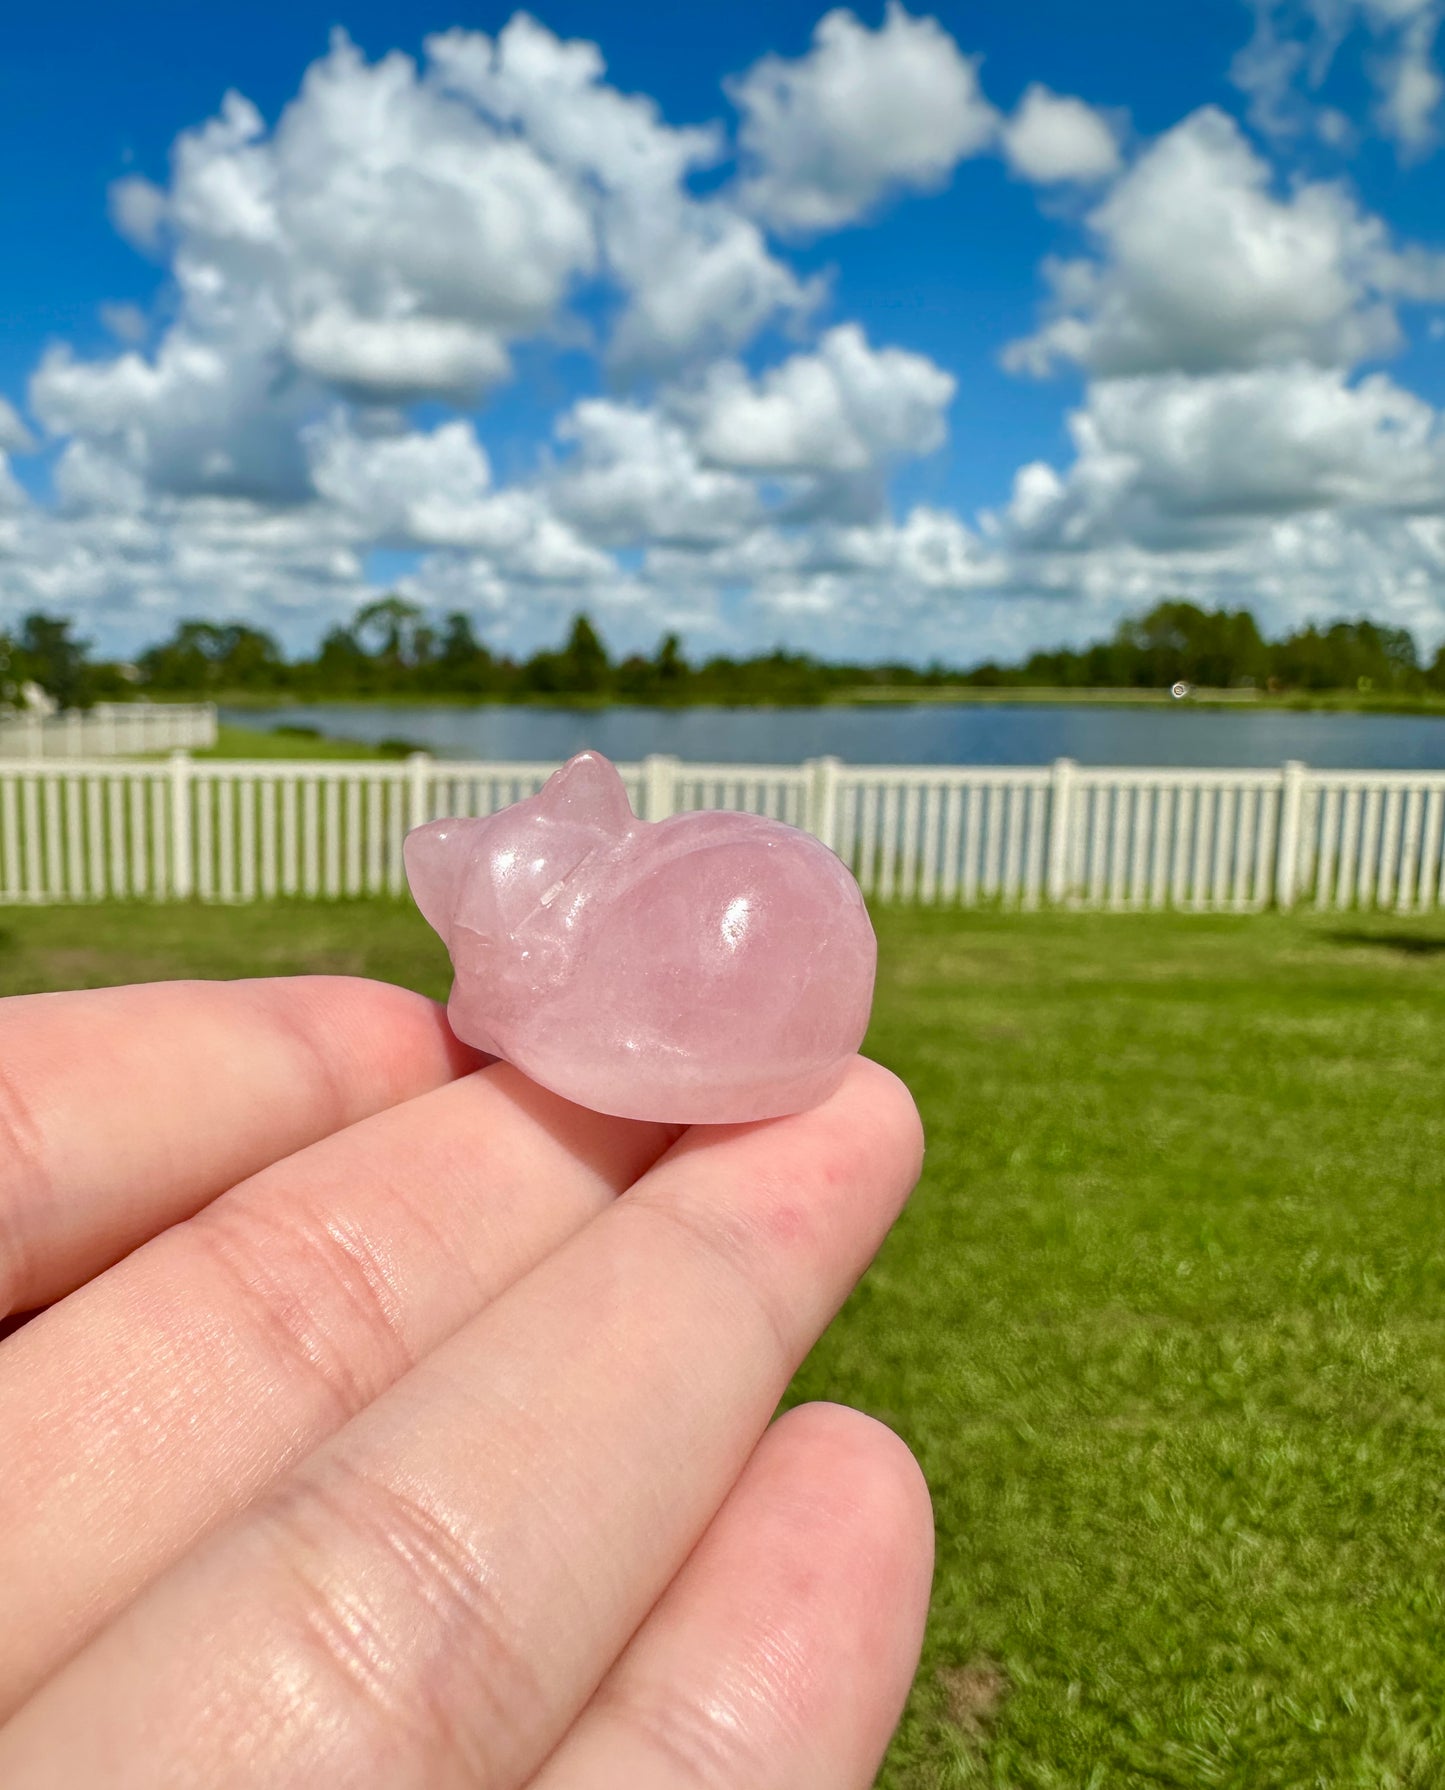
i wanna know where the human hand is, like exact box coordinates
[0,975,931,1787]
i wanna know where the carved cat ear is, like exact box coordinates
[403,817,487,935]
[535,751,636,835]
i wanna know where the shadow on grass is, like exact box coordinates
[1327,929,1445,957]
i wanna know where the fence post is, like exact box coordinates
[805,756,842,849]
[407,752,433,831]
[1276,759,1307,910]
[644,753,677,822]
[1047,758,1076,905]
[169,749,193,898]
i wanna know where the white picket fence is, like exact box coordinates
[0,751,1441,911]
[0,702,217,759]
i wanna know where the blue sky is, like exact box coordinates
[3,0,1445,663]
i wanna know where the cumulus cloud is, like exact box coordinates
[1004,108,1414,377]
[30,329,315,506]
[199,43,595,397]
[730,4,998,234]
[549,401,761,548]
[428,15,815,373]
[683,324,955,475]
[0,496,368,636]
[305,411,613,585]
[107,175,169,252]
[1004,365,1445,553]
[288,310,513,399]
[1001,85,1123,183]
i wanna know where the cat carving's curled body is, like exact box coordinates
[404,750,877,1123]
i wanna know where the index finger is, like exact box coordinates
[0,977,479,1316]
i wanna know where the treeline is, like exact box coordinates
[975,602,1441,696]
[3,596,1445,708]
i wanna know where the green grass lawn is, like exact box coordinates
[197,721,405,760]
[4,900,1445,1786]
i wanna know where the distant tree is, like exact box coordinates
[1270,619,1421,693]
[353,596,426,675]
[557,612,610,695]
[425,611,496,694]
[314,624,371,690]
[655,631,687,686]
[1112,600,1268,688]
[14,613,93,708]
[139,621,284,692]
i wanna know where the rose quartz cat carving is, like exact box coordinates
[404,750,876,1123]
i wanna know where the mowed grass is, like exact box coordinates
[4,900,1445,1786]
[198,721,398,759]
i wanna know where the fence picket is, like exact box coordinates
[1022,785,1046,909]
[1378,787,1402,909]
[1422,787,1444,911]
[1004,784,1026,907]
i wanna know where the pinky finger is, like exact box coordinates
[528,1403,934,1790]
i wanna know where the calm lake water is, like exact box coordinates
[224,701,1445,770]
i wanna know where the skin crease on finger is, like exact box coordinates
[0,1060,923,1790]
[0,977,482,1317]
[0,1061,682,1720]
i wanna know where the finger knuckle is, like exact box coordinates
[191,1196,414,1421]
[263,1454,540,1781]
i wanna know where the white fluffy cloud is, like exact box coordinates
[176,48,596,399]
[107,176,169,253]
[1005,108,1420,377]
[306,412,612,583]
[549,401,761,548]
[428,15,814,373]
[730,4,998,234]
[1004,365,1445,552]
[31,328,315,505]
[34,17,812,515]
[1001,86,1123,183]
[684,324,955,475]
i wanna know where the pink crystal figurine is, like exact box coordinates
[405,751,876,1123]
